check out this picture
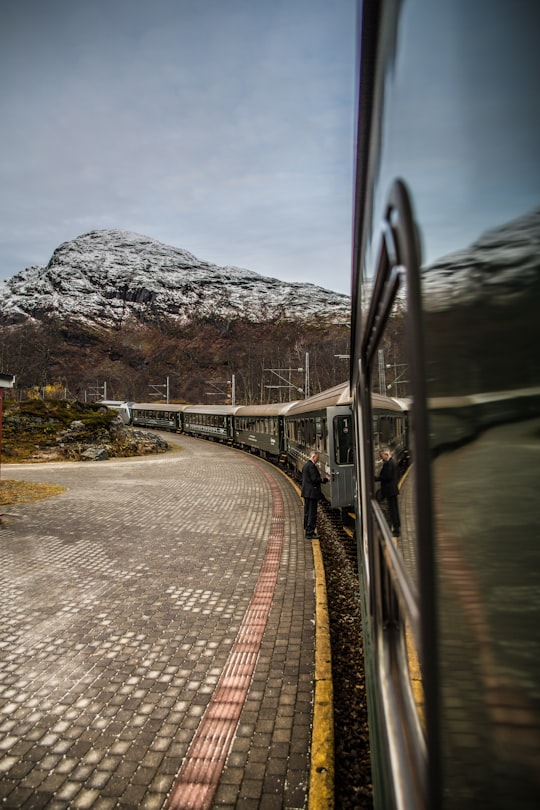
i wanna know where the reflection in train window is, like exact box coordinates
[369,263,425,780]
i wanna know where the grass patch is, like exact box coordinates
[0,479,65,506]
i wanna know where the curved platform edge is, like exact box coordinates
[308,537,335,810]
[272,464,335,809]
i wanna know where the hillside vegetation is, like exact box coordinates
[0,316,351,404]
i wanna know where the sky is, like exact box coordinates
[0,0,358,295]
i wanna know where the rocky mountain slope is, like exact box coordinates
[2,399,168,463]
[422,207,540,312]
[0,230,350,328]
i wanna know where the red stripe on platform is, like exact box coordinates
[165,469,284,810]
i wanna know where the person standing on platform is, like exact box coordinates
[301,451,329,539]
[377,448,401,537]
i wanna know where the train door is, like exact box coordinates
[326,406,355,508]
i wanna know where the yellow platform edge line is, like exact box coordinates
[309,538,335,810]
[251,463,335,808]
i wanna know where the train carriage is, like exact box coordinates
[182,404,239,443]
[130,402,187,432]
[233,401,296,461]
[350,2,540,809]
[285,382,355,511]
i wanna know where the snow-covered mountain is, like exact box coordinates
[0,230,351,328]
[422,207,540,311]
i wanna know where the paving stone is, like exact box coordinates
[0,435,316,808]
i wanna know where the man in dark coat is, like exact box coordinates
[377,448,401,537]
[301,451,328,539]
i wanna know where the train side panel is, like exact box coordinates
[130,403,186,432]
[234,414,282,457]
[183,405,238,443]
[232,403,293,460]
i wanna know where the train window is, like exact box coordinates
[307,418,316,449]
[297,418,305,447]
[372,276,418,584]
[286,420,295,445]
[317,424,325,456]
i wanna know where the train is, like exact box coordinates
[113,383,408,521]
[349,1,540,809]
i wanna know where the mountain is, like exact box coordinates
[0,230,350,328]
[420,206,540,396]
[422,207,540,311]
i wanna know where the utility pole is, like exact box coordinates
[89,382,107,401]
[205,375,235,405]
[149,377,170,403]
[378,350,387,395]
[264,366,305,400]
[386,363,409,396]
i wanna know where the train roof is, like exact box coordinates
[235,401,301,417]
[130,402,189,412]
[183,404,242,415]
[369,393,409,412]
[97,400,127,407]
[286,381,351,415]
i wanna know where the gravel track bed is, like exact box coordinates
[317,507,374,810]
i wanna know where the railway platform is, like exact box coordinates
[0,435,332,809]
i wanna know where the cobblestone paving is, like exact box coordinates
[0,436,314,809]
